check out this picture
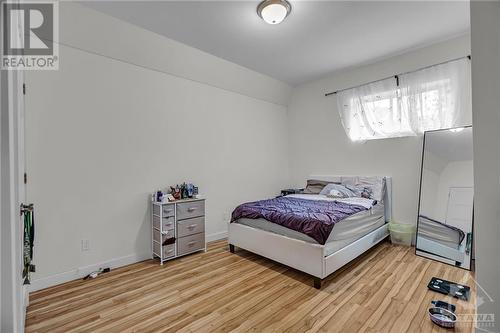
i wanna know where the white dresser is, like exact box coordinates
[151,198,206,264]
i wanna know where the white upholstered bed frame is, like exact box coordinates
[228,175,392,289]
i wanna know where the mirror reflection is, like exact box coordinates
[416,126,473,270]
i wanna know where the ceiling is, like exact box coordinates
[84,1,470,85]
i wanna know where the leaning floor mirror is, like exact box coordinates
[416,126,474,270]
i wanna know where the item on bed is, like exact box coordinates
[319,183,356,198]
[416,126,474,270]
[302,179,331,194]
[427,277,470,301]
[280,188,304,196]
[340,176,385,200]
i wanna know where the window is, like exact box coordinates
[337,58,471,141]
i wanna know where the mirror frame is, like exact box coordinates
[415,125,474,271]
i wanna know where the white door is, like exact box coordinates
[445,187,473,233]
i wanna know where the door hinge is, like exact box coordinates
[24,172,27,184]
[23,83,26,95]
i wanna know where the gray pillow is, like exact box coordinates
[319,184,357,198]
[303,179,331,194]
[341,176,385,201]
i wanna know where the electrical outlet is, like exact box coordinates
[81,239,90,252]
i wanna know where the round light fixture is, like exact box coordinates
[257,0,291,25]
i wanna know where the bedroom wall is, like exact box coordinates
[470,1,500,330]
[420,151,447,218]
[434,160,473,223]
[420,169,439,219]
[421,152,473,223]
[25,3,291,290]
[287,34,471,226]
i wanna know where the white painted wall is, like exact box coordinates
[287,34,471,226]
[25,3,290,290]
[434,160,473,224]
[420,150,473,225]
[420,168,440,218]
[470,2,500,331]
[58,3,291,107]
[420,151,447,218]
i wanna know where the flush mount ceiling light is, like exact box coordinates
[257,0,292,25]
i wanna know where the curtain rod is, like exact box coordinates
[324,55,471,97]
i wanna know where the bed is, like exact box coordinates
[228,175,392,289]
[416,215,467,265]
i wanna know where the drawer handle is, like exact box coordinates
[164,222,173,227]
[187,207,197,212]
[187,241,197,247]
[164,209,173,213]
[161,230,169,235]
[165,249,174,254]
[187,224,197,230]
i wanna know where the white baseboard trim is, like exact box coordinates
[29,252,151,292]
[29,231,228,292]
[206,230,227,242]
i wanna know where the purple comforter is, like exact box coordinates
[230,196,367,245]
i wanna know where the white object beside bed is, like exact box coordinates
[228,175,392,288]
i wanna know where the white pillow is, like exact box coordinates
[340,176,385,201]
[327,189,347,198]
[319,184,357,198]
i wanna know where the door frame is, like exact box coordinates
[1,45,27,333]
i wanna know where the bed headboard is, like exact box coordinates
[308,175,393,223]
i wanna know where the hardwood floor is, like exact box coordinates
[26,240,475,333]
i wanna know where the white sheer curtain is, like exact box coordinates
[337,78,412,141]
[337,58,471,141]
[399,58,471,134]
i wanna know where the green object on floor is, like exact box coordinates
[388,221,415,246]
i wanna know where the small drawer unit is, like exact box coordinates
[151,198,206,265]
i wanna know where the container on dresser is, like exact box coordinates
[151,198,206,265]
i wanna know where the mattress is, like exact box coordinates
[417,216,464,249]
[234,194,386,256]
